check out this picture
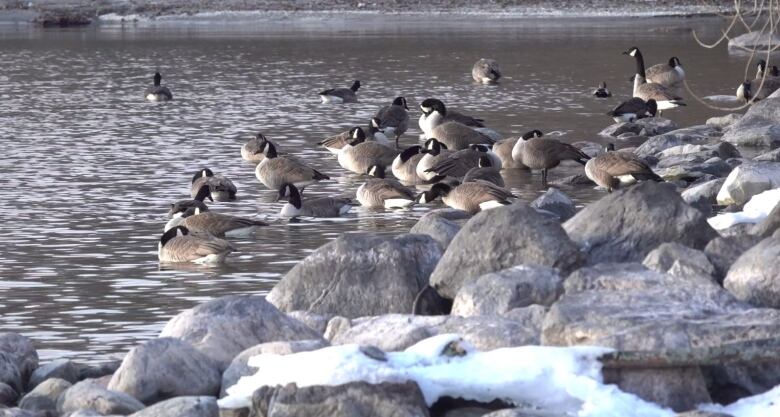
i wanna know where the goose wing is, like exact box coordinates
[594,152,653,176]
[164,236,234,261]
[445,111,485,128]
[366,179,416,200]
[424,149,480,177]
[607,98,649,117]
[456,181,514,203]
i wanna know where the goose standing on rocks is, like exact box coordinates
[424,144,502,179]
[191,168,237,202]
[391,145,427,184]
[512,135,590,185]
[319,80,360,104]
[158,226,234,264]
[337,127,398,175]
[169,184,213,218]
[593,82,611,98]
[606,98,657,123]
[416,181,514,214]
[164,207,268,238]
[256,140,329,191]
[416,138,452,182]
[493,130,543,169]
[356,165,417,209]
[418,98,485,139]
[623,47,686,114]
[463,155,504,187]
[472,58,502,84]
[375,96,410,147]
[585,144,663,192]
[145,72,173,102]
[645,57,685,89]
[278,184,352,218]
[737,64,780,102]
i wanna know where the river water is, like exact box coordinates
[0,15,748,362]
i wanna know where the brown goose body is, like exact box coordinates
[440,181,514,214]
[512,137,589,184]
[431,121,495,151]
[585,150,662,192]
[170,211,268,238]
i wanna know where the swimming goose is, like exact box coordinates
[493,130,542,169]
[165,207,268,238]
[319,80,360,104]
[391,145,427,184]
[472,58,502,84]
[256,141,329,191]
[511,136,590,185]
[645,57,685,89]
[424,144,502,179]
[356,165,416,208]
[278,184,352,218]
[606,98,657,123]
[145,72,173,102]
[418,98,485,139]
[375,96,410,147]
[158,226,234,264]
[416,138,452,182]
[593,82,611,98]
[191,168,237,202]
[242,133,278,163]
[169,184,213,218]
[585,144,663,192]
[463,155,504,187]
[337,127,398,175]
[416,181,513,214]
[624,47,686,113]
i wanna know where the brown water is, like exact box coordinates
[0,15,749,362]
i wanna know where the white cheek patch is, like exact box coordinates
[421,106,432,113]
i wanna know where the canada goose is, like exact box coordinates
[391,145,426,184]
[319,80,360,104]
[145,72,173,102]
[418,98,485,139]
[585,144,663,192]
[511,136,590,185]
[158,226,234,264]
[356,165,416,208]
[277,183,352,218]
[375,96,410,147]
[169,184,213,218]
[593,82,611,98]
[645,57,685,89]
[606,98,658,123]
[472,58,501,84]
[424,144,502,179]
[493,130,542,169]
[463,155,504,187]
[415,181,513,214]
[366,117,392,145]
[165,207,268,238]
[256,141,329,191]
[736,63,780,102]
[416,138,453,182]
[319,124,389,155]
[337,127,398,175]
[191,168,237,202]
[623,47,686,112]
[241,133,277,163]
[431,121,495,150]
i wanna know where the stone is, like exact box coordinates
[716,161,780,205]
[57,379,145,415]
[642,242,716,281]
[529,188,576,222]
[220,340,329,397]
[128,396,218,417]
[0,333,38,386]
[108,338,221,405]
[250,381,428,417]
[28,359,79,389]
[160,295,322,371]
[751,201,780,237]
[286,311,331,335]
[707,113,742,129]
[728,30,780,52]
[754,148,780,162]
[450,266,563,317]
[0,382,18,407]
[564,182,717,265]
[635,125,717,158]
[410,209,471,250]
[483,409,568,417]
[602,367,711,412]
[681,178,726,214]
[267,234,441,319]
[675,412,733,417]
[598,122,642,138]
[0,408,47,417]
[78,361,122,381]
[599,118,677,138]
[0,353,22,395]
[721,123,780,147]
[429,202,581,299]
[19,377,72,412]
[549,174,595,187]
[723,236,780,308]
[704,235,761,283]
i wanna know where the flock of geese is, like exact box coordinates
[154,45,758,265]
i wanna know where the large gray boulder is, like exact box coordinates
[642,242,716,281]
[681,178,726,214]
[530,188,576,221]
[707,113,742,129]
[0,353,22,396]
[723,92,780,147]
[0,382,18,407]
[0,333,38,386]
[564,182,717,265]
[108,338,221,405]
[19,377,72,412]
[409,209,471,250]
[635,125,718,158]
[160,295,322,370]
[754,147,780,161]
[705,235,762,282]
[751,201,780,237]
[450,266,563,317]
[128,396,218,417]
[267,234,441,319]
[250,381,429,417]
[716,162,780,205]
[28,359,79,389]
[723,236,780,308]
[58,379,145,416]
[654,157,734,183]
[429,202,581,299]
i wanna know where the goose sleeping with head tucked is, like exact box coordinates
[145,72,173,102]
[319,80,360,104]
[472,58,502,84]
[169,184,213,219]
[191,168,237,202]
[584,143,663,192]
[278,183,353,218]
[391,145,427,184]
[158,226,234,264]
[606,98,657,123]
[356,165,417,209]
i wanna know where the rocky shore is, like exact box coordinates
[2,80,780,416]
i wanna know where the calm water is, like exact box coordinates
[0,15,748,362]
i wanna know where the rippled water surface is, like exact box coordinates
[0,15,749,361]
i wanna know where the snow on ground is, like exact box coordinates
[708,188,780,230]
